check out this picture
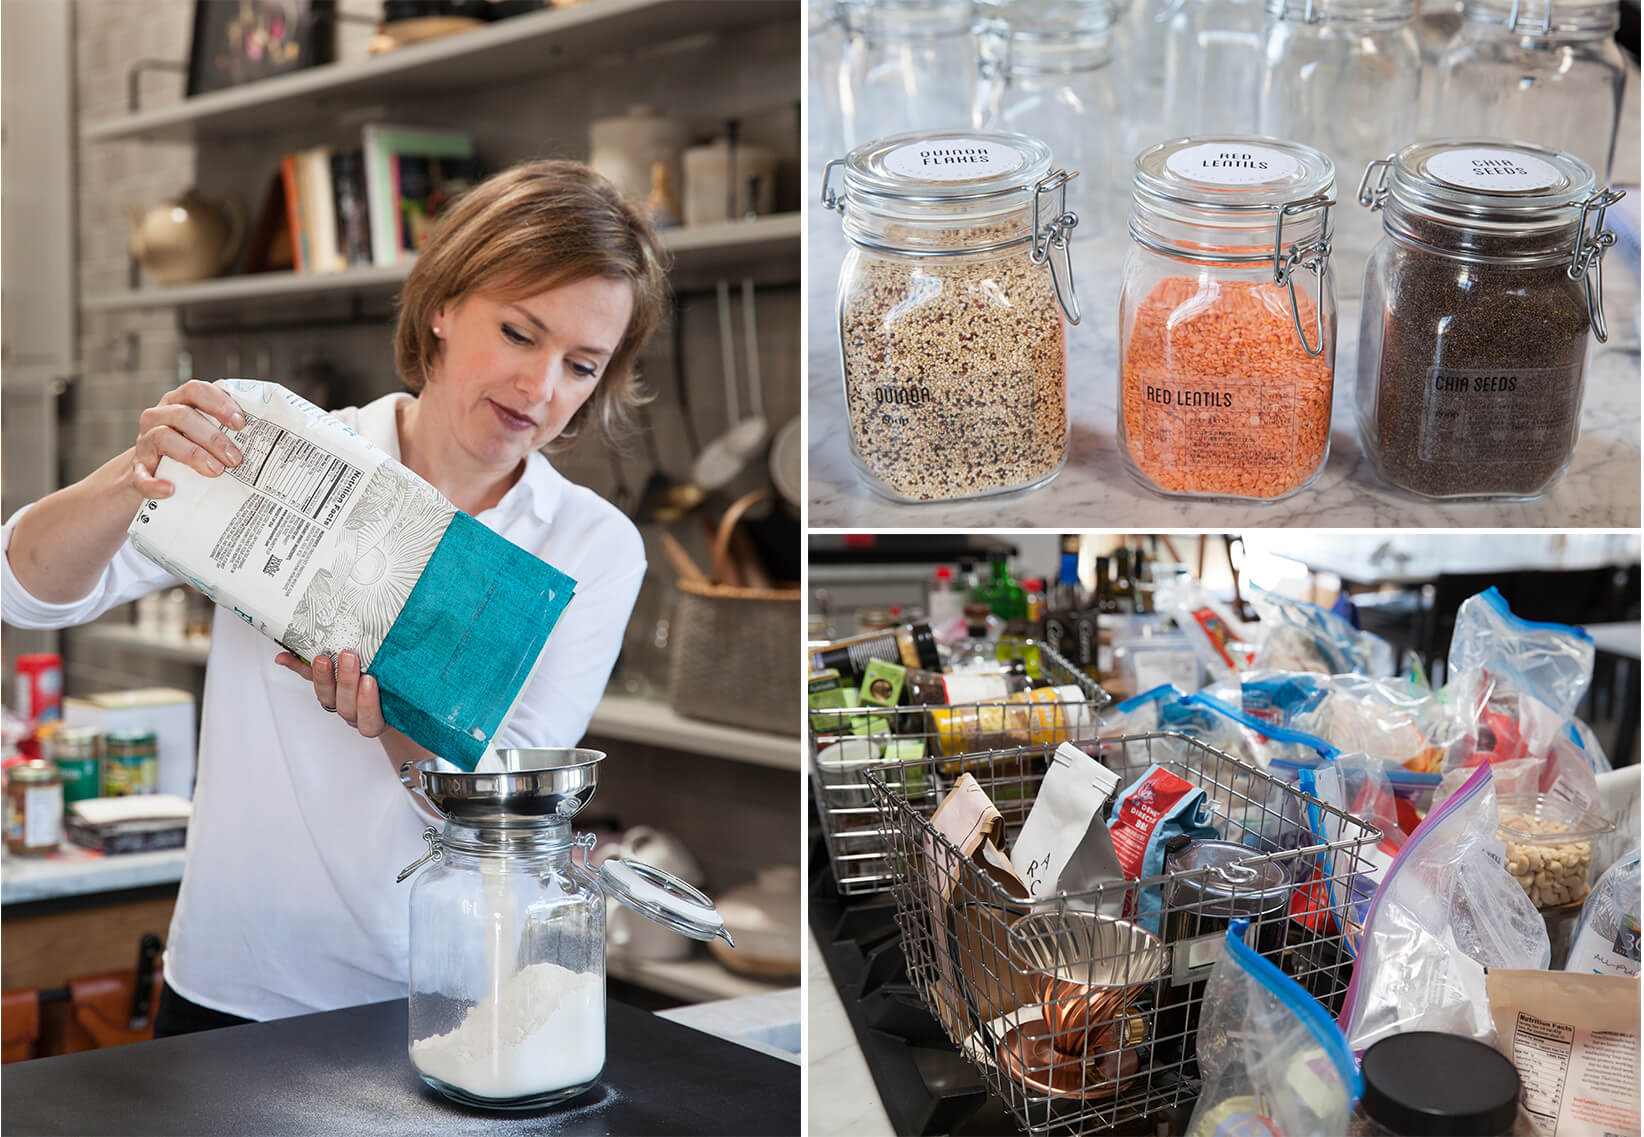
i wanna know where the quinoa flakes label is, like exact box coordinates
[884,139,1024,182]
[1165,143,1300,186]
[1418,365,1582,463]
[1428,148,1563,193]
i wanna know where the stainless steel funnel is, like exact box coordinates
[399,748,603,827]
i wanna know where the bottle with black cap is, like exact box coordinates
[1350,1032,1532,1136]
[808,621,941,682]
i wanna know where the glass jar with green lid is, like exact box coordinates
[49,726,103,811]
[104,730,158,796]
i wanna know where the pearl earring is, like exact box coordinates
[432,325,441,336]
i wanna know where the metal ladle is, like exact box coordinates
[691,278,768,492]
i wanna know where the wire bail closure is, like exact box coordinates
[1357,157,1394,213]
[1032,169,1083,325]
[820,158,847,215]
[1570,186,1624,344]
[1504,0,1555,35]
[1272,193,1334,357]
[396,826,443,884]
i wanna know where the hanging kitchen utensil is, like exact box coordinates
[690,279,769,492]
[634,402,705,522]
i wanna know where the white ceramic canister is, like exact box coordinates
[682,138,777,225]
[587,104,690,206]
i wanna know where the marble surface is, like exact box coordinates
[806,929,896,1137]
[1,844,185,905]
[807,70,1643,529]
[657,986,802,1064]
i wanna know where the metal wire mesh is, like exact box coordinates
[809,638,1109,896]
[865,732,1383,1136]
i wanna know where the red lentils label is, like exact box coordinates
[1165,143,1300,187]
[1417,365,1582,463]
[1131,374,1299,470]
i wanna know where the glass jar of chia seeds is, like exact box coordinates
[1355,140,1622,501]
[1118,135,1338,502]
[821,128,1082,504]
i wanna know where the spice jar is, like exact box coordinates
[49,726,102,812]
[1429,0,1625,182]
[6,760,63,855]
[822,128,1081,503]
[1355,140,1622,501]
[398,749,729,1110]
[1119,136,1338,501]
[104,730,158,796]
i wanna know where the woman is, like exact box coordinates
[2,160,666,1034]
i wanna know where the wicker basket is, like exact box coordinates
[666,491,800,736]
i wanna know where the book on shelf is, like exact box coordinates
[298,146,346,275]
[361,124,478,266]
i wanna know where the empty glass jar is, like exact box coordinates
[838,0,978,149]
[1259,0,1421,289]
[399,751,729,1110]
[1119,135,1338,502]
[822,128,1082,503]
[1160,0,1269,136]
[975,0,1123,223]
[1429,0,1625,181]
[1355,139,1622,501]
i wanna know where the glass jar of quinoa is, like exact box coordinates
[1355,139,1622,501]
[1118,135,1338,502]
[821,128,1081,504]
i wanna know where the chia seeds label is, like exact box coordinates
[1428,148,1563,193]
[1132,376,1298,471]
[1165,144,1300,186]
[1417,365,1582,463]
[884,139,1023,182]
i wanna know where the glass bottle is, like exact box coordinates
[975,0,1123,228]
[400,751,728,1112]
[1429,0,1625,183]
[1258,0,1421,293]
[1355,139,1621,501]
[1118,135,1338,502]
[822,128,1082,503]
[837,0,978,149]
[1159,0,1269,136]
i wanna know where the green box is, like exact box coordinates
[858,658,908,708]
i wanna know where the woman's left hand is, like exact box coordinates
[273,649,387,737]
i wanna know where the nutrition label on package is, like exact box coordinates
[1418,366,1580,463]
[227,413,365,528]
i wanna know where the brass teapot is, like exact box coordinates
[126,189,245,286]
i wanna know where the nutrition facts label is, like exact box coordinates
[228,413,365,529]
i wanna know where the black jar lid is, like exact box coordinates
[1360,1032,1521,1136]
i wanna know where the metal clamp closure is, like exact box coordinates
[1357,157,1394,213]
[396,826,443,884]
[1504,0,1554,35]
[1031,169,1082,325]
[575,830,597,871]
[819,158,847,215]
[1569,186,1624,344]
[1272,193,1334,357]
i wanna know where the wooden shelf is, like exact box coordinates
[81,214,800,314]
[73,628,796,770]
[607,950,792,1004]
[82,0,789,145]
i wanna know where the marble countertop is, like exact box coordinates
[807,207,1642,528]
[807,929,895,1137]
[1,843,186,905]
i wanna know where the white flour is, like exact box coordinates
[411,959,604,1100]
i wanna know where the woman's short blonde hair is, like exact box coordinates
[394,159,669,447]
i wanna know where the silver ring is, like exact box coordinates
[320,702,338,713]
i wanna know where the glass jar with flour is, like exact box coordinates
[397,749,730,1110]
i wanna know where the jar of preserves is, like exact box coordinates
[821,128,1081,503]
[837,0,977,149]
[1259,0,1422,289]
[104,729,158,796]
[1119,135,1338,501]
[398,750,729,1110]
[6,760,63,855]
[49,726,102,811]
[1355,140,1621,501]
[1429,0,1625,182]
[975,0,1123,225]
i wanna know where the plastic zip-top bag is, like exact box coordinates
[1184,919,1361,1137]
[128,380,577,771]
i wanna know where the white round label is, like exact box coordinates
[884,138,1023,182]
[1165,143,1301,186]
[1427,148,1562,193]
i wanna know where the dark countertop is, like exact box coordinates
[2,996,799,1136]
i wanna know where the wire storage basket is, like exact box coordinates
[865,732,1382,1136]
[810,638,1109,896]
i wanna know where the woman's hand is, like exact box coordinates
[273,649,387,736]
[131,380,247,499]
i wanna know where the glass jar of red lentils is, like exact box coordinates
[1118,135,1338,502]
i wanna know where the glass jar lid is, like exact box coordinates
[1265,0,1416,22]
[1461,0,1619,35]
[599,859,734,945]
[834,128,1056,209]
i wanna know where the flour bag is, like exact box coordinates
[128,380,577,770]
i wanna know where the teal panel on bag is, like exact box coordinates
[370,512,577,770]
